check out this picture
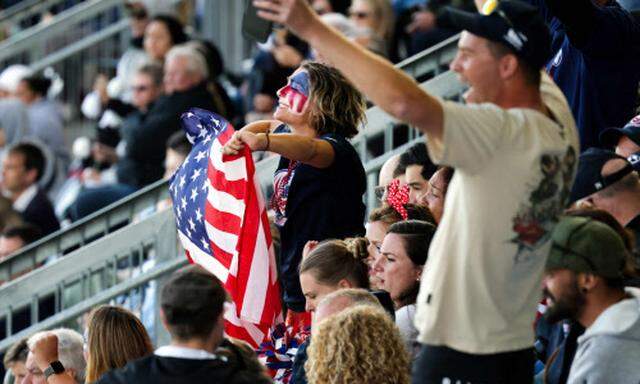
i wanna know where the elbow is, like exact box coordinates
[388,97,414,123]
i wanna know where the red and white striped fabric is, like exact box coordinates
[170,108,282,347]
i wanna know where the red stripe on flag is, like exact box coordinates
[208,162,246,200]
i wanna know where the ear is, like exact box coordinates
[338,279,353,289]
[499,54,519,81]
[578,273,600,292]
[25,168,38,185]
[415,266,423,281]
[159,309,169,332]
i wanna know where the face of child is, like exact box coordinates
[276,70,310,115]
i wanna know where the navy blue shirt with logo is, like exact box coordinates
[527,0,640,150]
[271,125,366,312]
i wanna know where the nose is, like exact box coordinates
[372,254,384,274]
[277,84,290,99]
[449,52,462,73]
[305,301,314,313]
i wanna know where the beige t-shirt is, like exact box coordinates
[415,73,579,354]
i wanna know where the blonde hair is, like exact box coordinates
[85,306,153,382]
[354,0,395,40]
[300,238,370,289]
[302,61,366,139]
[305,305,410,384]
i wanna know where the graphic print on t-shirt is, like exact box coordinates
[511,146,577,262]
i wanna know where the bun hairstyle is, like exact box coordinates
[300,238,370,289]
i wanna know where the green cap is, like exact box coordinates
[546,216,627,279]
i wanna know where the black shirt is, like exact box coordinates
[273,127,366,312]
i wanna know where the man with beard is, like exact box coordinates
[543,216,640,384]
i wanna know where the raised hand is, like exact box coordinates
[253,0,318,38]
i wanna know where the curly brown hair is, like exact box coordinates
[305,305,410,384]
[302,61,367,139]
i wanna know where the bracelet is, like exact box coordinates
[264,131,270,151]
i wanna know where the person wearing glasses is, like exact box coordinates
[254,0,579,382]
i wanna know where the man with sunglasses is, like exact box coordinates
[254,0,578,382]
[543,216,640,384]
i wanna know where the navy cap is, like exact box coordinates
[570,148,634,203]
[599,114,640,149]
[437,0,551,69]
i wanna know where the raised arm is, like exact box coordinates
[253,0,444,140]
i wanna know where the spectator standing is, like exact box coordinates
[254,0,579,382]
[1,143,60,237]
[418,165,454,223]
[569,148,640,254]
[291,238,374,384]
[305,305,410,384]
[396,142,437,203]
[92,266,271,384]
[518,0,640,150]
[375,220,436,359]
[366,202,433,288]
[600,114,640,166]
[543,216,640,384]
[223,62,367,314]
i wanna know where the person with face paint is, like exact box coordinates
[222,61,368,315]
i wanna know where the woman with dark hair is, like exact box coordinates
[144,14,187,62]
[375,219,436,359]
[16,76,67,158]
[223,61,368,315]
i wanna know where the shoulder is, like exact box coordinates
[96,356,155,383]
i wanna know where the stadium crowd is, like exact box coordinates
[1,0,640,383]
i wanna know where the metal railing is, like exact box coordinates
[0,0,87,37]
[0,34,461,284]
[0,178,169,283]
[0,209,182,352]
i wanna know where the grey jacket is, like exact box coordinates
[568,287,640,384]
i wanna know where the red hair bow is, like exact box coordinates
[386,179,409,220]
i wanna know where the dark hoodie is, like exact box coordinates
[96,340,272,384]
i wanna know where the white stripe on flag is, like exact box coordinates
[211,140,247,181]
[240,218,269,323]
[178,230,229,282]
[207,184,246,218]
[205,221,239,256]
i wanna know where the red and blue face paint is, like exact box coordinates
[278,71,310,114]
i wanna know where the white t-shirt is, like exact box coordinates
[415,73,579,354]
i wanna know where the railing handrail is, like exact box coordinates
[0,0,63,23]
[0,178,169,281]
[0,0,123,63]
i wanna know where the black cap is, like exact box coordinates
[599,114,640,149]
[570,148,634,203]
[437,0,551,69]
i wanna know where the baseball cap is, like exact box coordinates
[569,148,634,203]
[546,217,627,279]
[437,0,551,69]
[599,114,640,149]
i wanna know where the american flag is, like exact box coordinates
[169,108,282,347]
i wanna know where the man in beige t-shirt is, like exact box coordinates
[253,0,579,382]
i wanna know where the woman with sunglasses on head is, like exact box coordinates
[223,61,367,319]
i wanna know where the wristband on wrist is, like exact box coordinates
[44,361,65,380]
[265,131,270,151]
